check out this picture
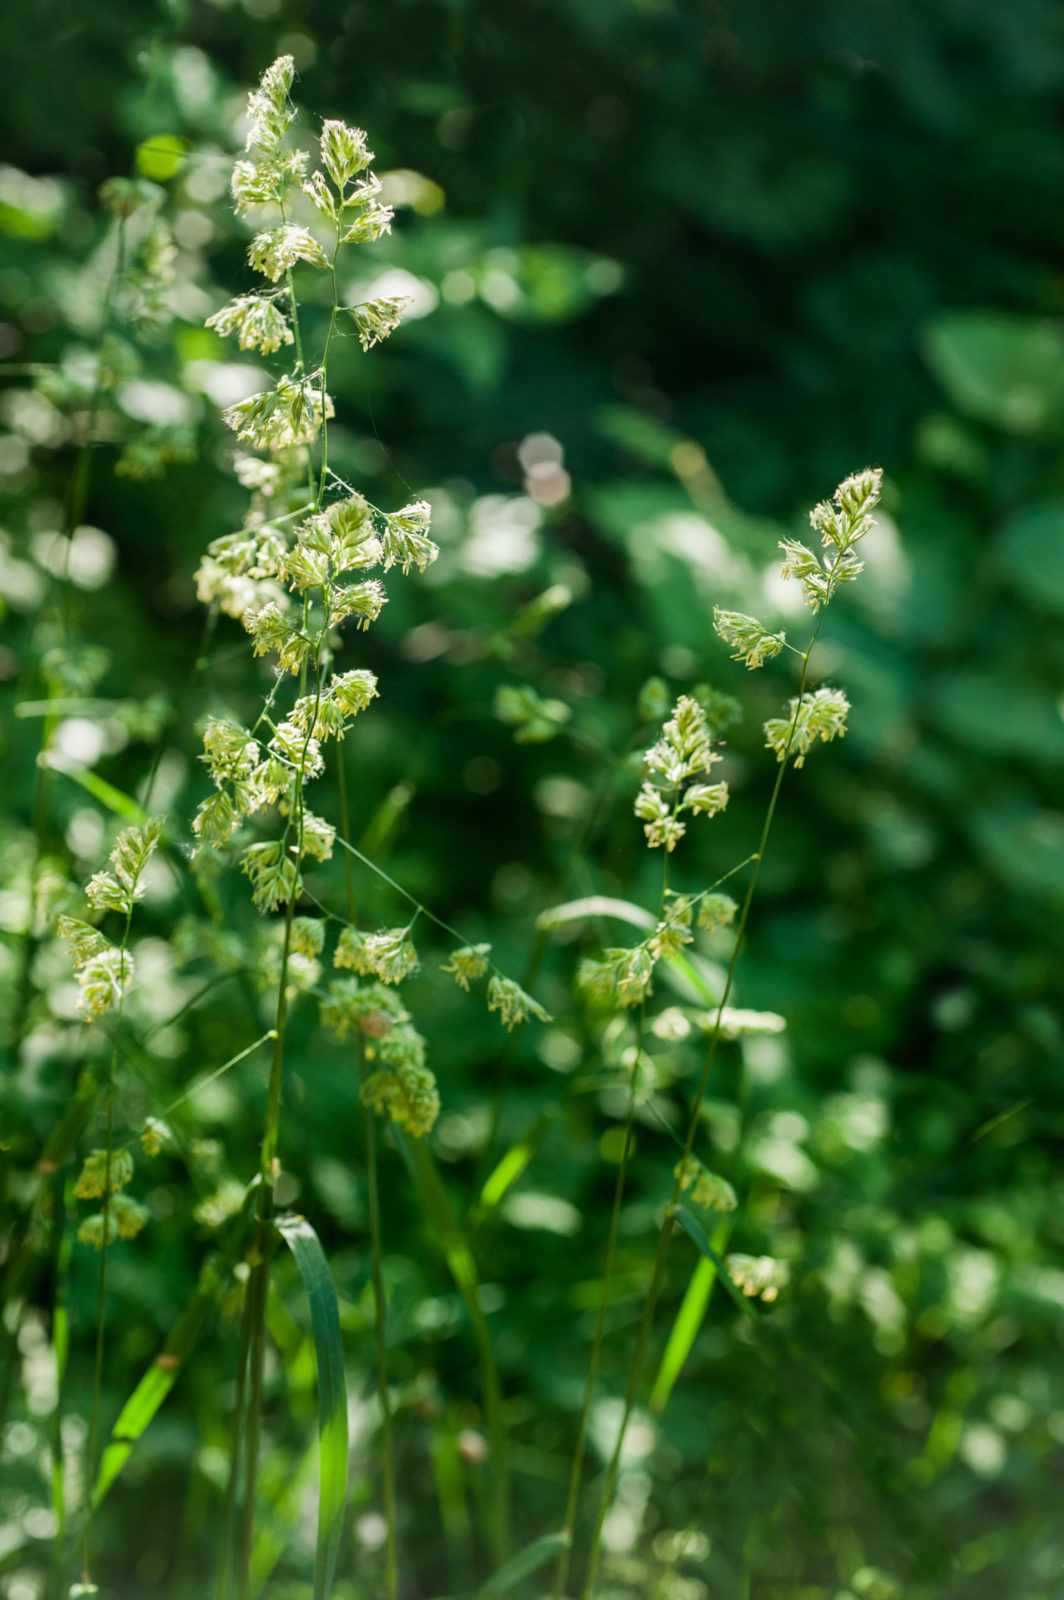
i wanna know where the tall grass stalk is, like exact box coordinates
[575,473,883,1597]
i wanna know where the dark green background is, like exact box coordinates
[3,2,1064,1597]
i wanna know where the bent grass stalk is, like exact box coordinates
[566,470,883,1598]
[197,59,545,1591]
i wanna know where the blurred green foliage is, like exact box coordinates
[2,2,1064,1598]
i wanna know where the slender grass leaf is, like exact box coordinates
[536,895,655,933]
[275,1213,348,1600]
[650,1217,732,1413]
[475,1110,555,1220]
[473,1531,569,1600]
[674,1203,758,1323]
[93,1186,256,1506]
[398,1132,510,1563]
[53,761,149,823]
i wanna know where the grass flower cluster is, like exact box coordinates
[0,48,892,1600]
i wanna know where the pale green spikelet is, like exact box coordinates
[697,892,738,931]
[648,896,696,961]
[340,204,395,246]
[680,780,729,818]
[637,694,727,850]
[245,56,297,157]
[206,293,293,355]
[140,1120,170,1158]
[320,120,373,189]
[240,841,301,911]
[379,500,438,573]
[726,1253,789,1303]
[243,601,311,674]
[248,223,329,282]
[85,818,164,918]
[298,811,336,861]
[290,917,325,959]
[646,696,717,786]
[578,946,654,1009]
[633,783,685,852]
[347,295,410,350]
[809,466,883,553]
[74,1147,134,1201]
[223,373,334,451]
[442,943,491,990]
[78,1205,150,1250]
[495,684,571,744]
[361,1062,440,1137]
[764,686,850,768]
[486,975,552,1030]
[328,668,379,718]
[335,925,419,985]
[674,1156,737,1213]
[712,609,786,669]
[320,977,408,1039]
[58,918,134,1019]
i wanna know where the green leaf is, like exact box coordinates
[536,895,655,934]
[398,1133,509,1563]
[54,761,149,824]
[997,498,1064,616]
[674,1202,758,1322]
[473,1531,569,1600]
[93,1186,256,1506]
[922,311,1064,433]
[650,1222,731,1414]
[475,1111,555,1220]
[275,1214,349,1600]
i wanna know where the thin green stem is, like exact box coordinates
[578,617,829,1600]
[552,1009,646,1600]
[338,741,399,1599]
[237,891,296,1600]
[81,906,132,1586]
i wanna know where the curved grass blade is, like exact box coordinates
[674,1202,758,1323]
[49,758,149,824]
[93,1185,257,1507]
[397,1131,510,1563]
[536,895,655,934]
[275,1213,348,1600]
[474,1109,555,1223]
[649,1217,732,1414]
[473,1531,569,1600]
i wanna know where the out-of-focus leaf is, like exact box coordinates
[275,1214,349,1600]
[922,312,1064,433]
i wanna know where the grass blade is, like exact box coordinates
[93,1187,256,1507]
[673,1203,758,1323]
[398,1132,510,1564]
[50,759,149,823]
[474,1110,555,1222]
[473,1531,569,1600]
[536,896,655,934]
[649,1220,731,1414]
[275,1213,348,1600]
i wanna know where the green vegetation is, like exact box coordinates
[2,7,1063,1600]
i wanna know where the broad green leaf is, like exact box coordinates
[473,1531,569,1600]
[997,498,1064,616]
[276,1214,349,1600]
[922,311,1064,433]
[674,1202,758,1322]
